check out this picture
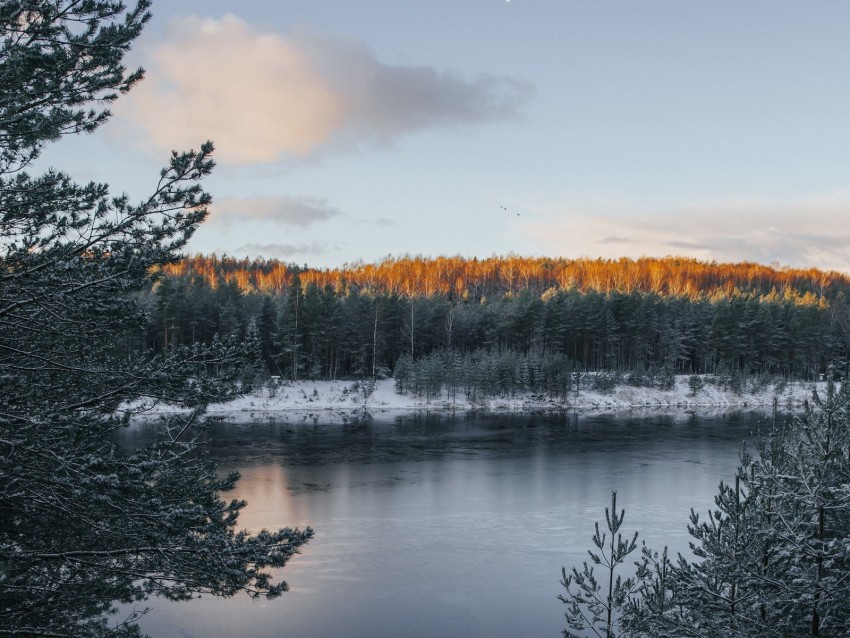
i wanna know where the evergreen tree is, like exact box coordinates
[275,275,303,381]
[688,374,704,396]
[626,378,850,637]
[559,492,639,638]
[242,318,265,386]
[255,294,278,373]
[0,3,311,636]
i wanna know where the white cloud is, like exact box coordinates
[209,195,342,227]
[120,15,532,164]
[522,193,850,273]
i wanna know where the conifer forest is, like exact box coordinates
[147,254,850,390]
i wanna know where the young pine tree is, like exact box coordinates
[559,491,640,638]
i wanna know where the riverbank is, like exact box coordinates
[125,376,825,423]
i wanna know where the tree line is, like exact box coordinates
[142,262,850,385]
[161,254,850,302]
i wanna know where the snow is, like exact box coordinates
[123,376,823,424]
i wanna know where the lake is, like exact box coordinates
[117,410,778,637]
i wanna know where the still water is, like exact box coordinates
[118,410,777,637]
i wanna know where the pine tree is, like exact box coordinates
[256,294,278,373]
[0,3,311,636]
[753,379,850,635]
[559,491,640,638]
[629,378,850,637]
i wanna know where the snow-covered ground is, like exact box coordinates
[125,376,825,424]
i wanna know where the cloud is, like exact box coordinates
[231,241,331,259]
[522,192,850,273]
[598,236,639,244]
[120,15,532,164]
[209,195,342,227]
[664,239,709,250]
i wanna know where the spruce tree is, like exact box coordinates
[0,3,311,636]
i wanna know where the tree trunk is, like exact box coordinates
[372,302,379,378]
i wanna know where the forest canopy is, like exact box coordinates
[143,254,850,385]
[161,254,849,301]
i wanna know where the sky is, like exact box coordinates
[38,1,850,272]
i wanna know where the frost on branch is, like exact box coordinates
[0,3,310,636]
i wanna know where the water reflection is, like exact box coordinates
[118,410,778,638]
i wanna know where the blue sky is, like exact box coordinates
[38,1,850,271]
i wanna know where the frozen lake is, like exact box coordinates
[117,410,776,637]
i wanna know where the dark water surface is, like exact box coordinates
[117,410,777,637]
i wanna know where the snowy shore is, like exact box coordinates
[126,376,825,424]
